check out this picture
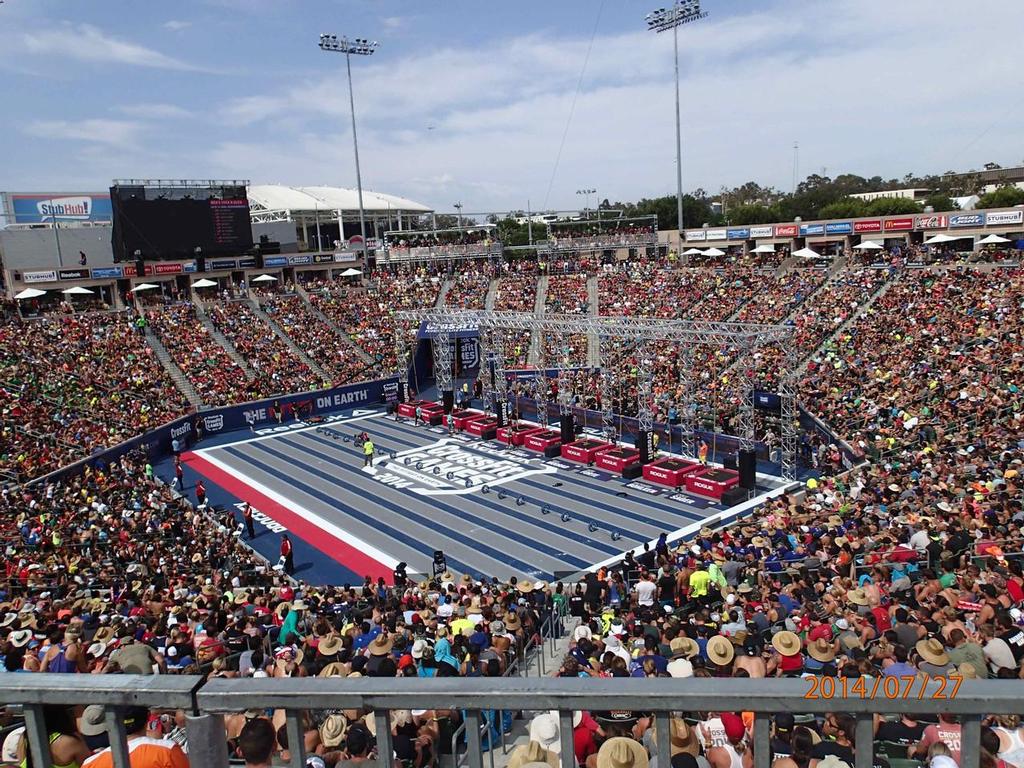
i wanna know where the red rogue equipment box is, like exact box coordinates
[642,457,703,488]
[464,417,500,438]
[560,438,613,464]
[397,400,431,418]
[496,424,546,446]
[523,429,563,457]
[684,467,740,500]
[443,409,487,430]
[595,447,641,474]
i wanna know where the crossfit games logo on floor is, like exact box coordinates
[364,438,555,495]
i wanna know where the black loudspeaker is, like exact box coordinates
[196,255,207,273]
[255,251,265,269]
[723,454,738,471]
[442,391,455,414]
[135,258,145,279]
[622,463,644,479]
[722,486,749,506]
[637,429,654,464]
[386,403,397,415]
[559,414,575,444]
[738,448,757,489]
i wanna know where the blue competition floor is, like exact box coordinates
[165,405,786,585]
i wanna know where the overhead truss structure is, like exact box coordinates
[396,309,799,480]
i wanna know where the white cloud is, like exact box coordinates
[381,16,405,31]
[163,20,192,32]
[115,103,193,119]
[25,119,144,148]
[22,23,199,70]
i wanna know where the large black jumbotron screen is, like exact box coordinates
[110,184,253,261]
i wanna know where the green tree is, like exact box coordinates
[922,193,958,212]
[728,204,781,225]
[864,197,922,216]
[975,185,1024,209]
[818,199,869,219]
[495,217,535,247]
[613,193,716,230]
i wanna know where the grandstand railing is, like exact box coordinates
[3,676,1017,768]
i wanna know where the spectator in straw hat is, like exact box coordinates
[595,737,648,768]
[508,740,559,768]
[768,631,803,677]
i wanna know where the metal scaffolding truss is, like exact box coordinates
[396,309,800,479]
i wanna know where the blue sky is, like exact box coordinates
[1,0,1022,214]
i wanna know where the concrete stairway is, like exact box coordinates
[437,278,454,307]
[527,275,549,366]
[295,290,376,367]
[247,298,332,382]
[143,327,203,408]
[775,255,800,276]
[193,302,256,381]
[484,278,499,310]
[795,268,898,374]
[587,274,600,367]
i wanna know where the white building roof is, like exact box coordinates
[247,184,431,214]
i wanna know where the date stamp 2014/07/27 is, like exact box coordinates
[805,675,963,700]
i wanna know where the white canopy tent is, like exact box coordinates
[792,247,823,258]
[853,241,884,250]
[14,288,46,300]
[251,274,278,282]
[340,268,363,277]
[977,234,1010,245]
[191,278,218,288]
[129,283,160,292]
[924,233,957,245]
[681,248,704,256]
[702,247,726,257]
[750,244,776,253]
[61,286,94,295]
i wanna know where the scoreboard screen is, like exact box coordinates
[111,184,254,261]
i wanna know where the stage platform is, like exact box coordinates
[561,438,613,464]
[444,409,487,430]
[175,409,787,584]
[595,447,640,474]
[497,423,546,446]
[685,467,740,500]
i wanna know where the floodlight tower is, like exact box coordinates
[576,188,596,219]
[645,1,707,237]
[318,33,378,260]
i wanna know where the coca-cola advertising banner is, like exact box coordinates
[915,214,948,229]
[774,224,798,237]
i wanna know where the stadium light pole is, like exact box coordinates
[318,34,378,262]
[646,0,707,240]
[576,188,596,219]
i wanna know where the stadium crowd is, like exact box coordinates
[206,301,324,396]
[260,296,372,385]
[2,251,1024,768]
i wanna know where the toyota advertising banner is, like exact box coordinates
[3,192,113,223]
[853,220,882,233]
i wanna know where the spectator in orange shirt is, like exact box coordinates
[82,707,189,768]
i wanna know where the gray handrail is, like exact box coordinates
[4,675,1017,768]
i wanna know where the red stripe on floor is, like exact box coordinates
[183,451,393,582]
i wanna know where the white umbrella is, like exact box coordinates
[681,248,704,256]
[61,286,94,295]
[853,240,884,250]
[251,274,278,282]
[191,278,218,288]
[792,247,822,258]
[978,234,1010,244]
[750,244,776,253]
[15,288,46,300]
[340,267,363,276]
[703,247,726,256]
[130,283,160,292]
[924,233,957,245]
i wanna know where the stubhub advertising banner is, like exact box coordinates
[6,192,113,223]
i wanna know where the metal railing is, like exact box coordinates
[3,676,1018,768]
